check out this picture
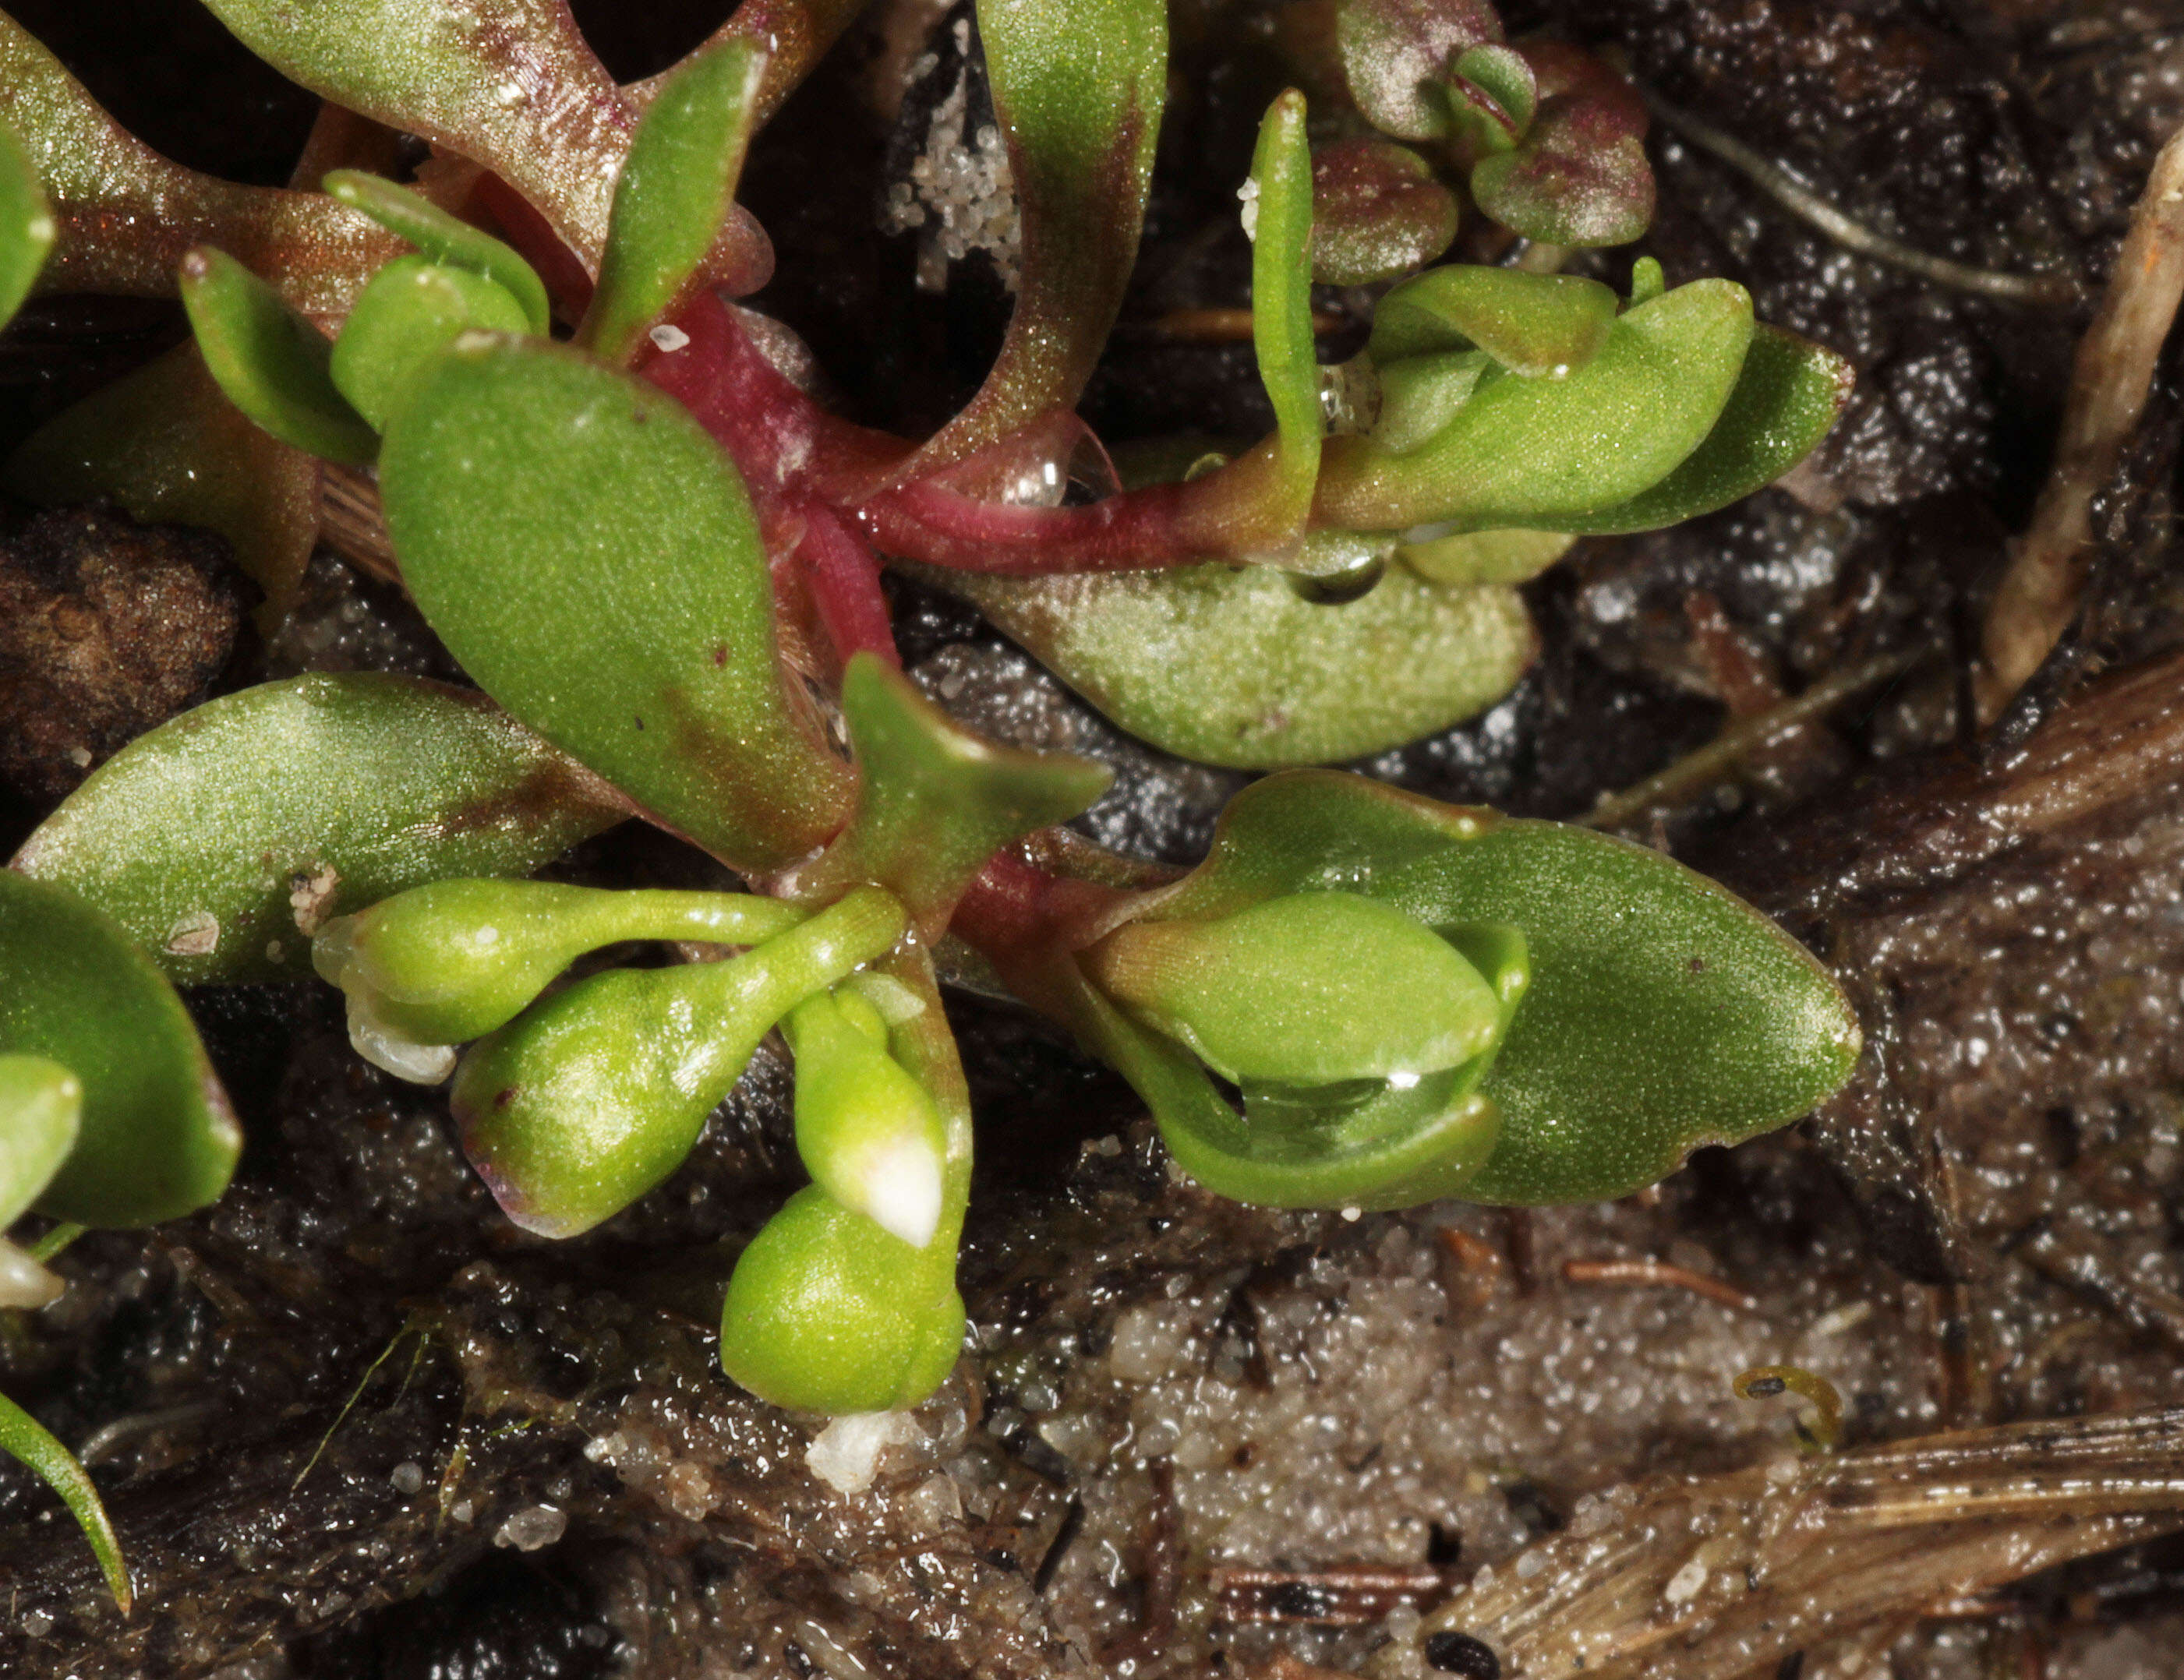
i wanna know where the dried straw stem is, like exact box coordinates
[1422,1406,2184,1678]
[1977,124,2184,721]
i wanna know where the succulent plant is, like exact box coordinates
[0,0,1862,1607]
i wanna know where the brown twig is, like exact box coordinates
[1641,88,2082,308]
[1213,1562,1452,1625]
[1562,1258,1758,1312]
[1581,646,1925,831]
[1143,306,1344,342]
[1977,122,2184,721]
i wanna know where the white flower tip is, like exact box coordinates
[855,1135,944,1248]
[346,997,457,1085]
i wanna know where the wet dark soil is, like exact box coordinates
[6,1,2184,1676]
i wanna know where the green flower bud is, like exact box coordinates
[313,880,809,1083]
[719,1186,964,1415]
[452,888,906,1237]
[1081,891,1501,1085]
[783,990,948,1248]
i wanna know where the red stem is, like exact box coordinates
[796,503,899,669]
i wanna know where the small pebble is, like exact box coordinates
[1422,1630,1500,1678]
[389,1461,424,1495]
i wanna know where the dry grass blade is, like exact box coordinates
[1419,1406,2184,1678]
[1977,123,2184,721]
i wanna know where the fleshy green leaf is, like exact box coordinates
[1310,138,1458,288]
[452,888,905,1237]
[315,881,808,1057]
[322,172,551,337]
[1104,771,1857,1205]
[0,12,397,313]
[797,653,1110,938]
[719,1184,965,1414]
[0,1054,78,1230]
[579,41,765,363]
[11,674,628,986]
[1063,965,1502,1209]
[0,870,239,1227]
[908,0,1168,470]
[1373,818,1861,1202]
[925,559,1535,769]
[627,0,873,131]
[1316,277,1755,531]
[1083,891,1500,1084]
[1468,42,1654,249]
[0,1392,130,1611]
[1448,43,1536,139]
[378,334,854,873]
[179,246,379,466]
[196,0,638,272]
[2,344,323,626]
[1372,348,1486,454]
[1333,0,1500,142]
[330,256,533,432]
[1544,325,1856,535]
[1369,265,1619,376]
[0,117,53,334]
[1242,89,1322,545]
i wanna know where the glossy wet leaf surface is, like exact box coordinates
[12,674,627,986]
[0,871,238,1227]
[379,334,853,872]
[929,560,1533,768]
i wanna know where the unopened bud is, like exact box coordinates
[1082,890,1499,1085]
[783,990,947,1248]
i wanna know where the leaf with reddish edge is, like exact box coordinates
[579,41,765,364]
[921,555,1535,768]
[380,333,853,874]
[627,0,875,132]
[1444,42,1533,161]
[0,870,240,1229]
[903,0,1168,477]
[1468,41,1654,249]
[1532,324,1855,535]
[1315,277,1753,532]
[178,247,380,465]
[860,92,1321,571]
[1370,264,1618,376]
[196,0,771,291]
[1334,0,1500,143]
[1310,138,1458,287]
[0,12,398,314]
[2,344,321,625]
[789,653,1111,941]
[11,673,629,986]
